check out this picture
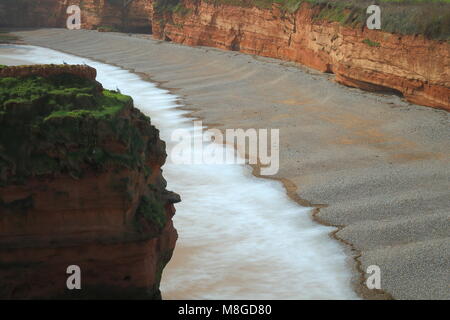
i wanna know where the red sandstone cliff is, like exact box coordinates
[153,1,450,110]
[0,0,153,33]
[0,65,179,299]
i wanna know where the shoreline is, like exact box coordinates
[2,29,449,299]
[0,43,370,299]
[2,44,359,299]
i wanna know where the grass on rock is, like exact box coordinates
[0,69,152,185]
[156,0,450,39]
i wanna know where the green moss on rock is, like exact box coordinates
[182,0,450,39]
[134,195,167,233]
[0,65,162,186]
[362,38,381,47]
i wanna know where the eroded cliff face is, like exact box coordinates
[0,0,153,33]
[153,1,450,110]
[0,65,179,299]
[1,1,447,109]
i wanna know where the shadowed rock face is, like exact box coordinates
[152,1,450,111]
[0,65,179,299]
[0,0,153,33]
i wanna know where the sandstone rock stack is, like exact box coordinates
[0,65,179,299]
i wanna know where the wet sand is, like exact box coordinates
[2,28,449,299]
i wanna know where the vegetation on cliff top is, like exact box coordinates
[155,0,192,16]
[160,0,450,39]
[0,66,160,185]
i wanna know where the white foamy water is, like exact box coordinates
[1,45,358,299]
